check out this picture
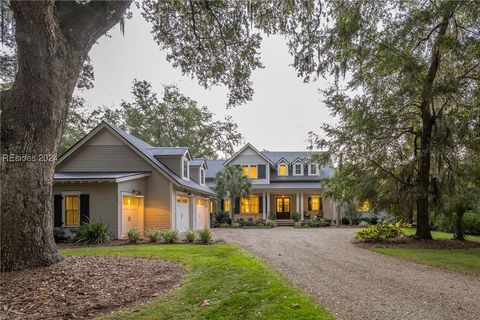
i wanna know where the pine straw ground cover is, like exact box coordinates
[0,256,184,320]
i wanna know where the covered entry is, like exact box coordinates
[275,196,291,219]
[121,194,144,238]
[176,195,190,231]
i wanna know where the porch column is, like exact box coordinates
[296,192,300,214]
[262,192,267,220]
[266,192,270,216]
[300,193,304,220]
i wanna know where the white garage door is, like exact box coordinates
[122,195,144,238]
[195,198,208,229]
[176,195,190,231]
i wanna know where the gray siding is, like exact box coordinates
[52,182,118,237]
[57,128,173,230]
[156,156,183,178]
[227,146,270,184]
[189,167,200,183]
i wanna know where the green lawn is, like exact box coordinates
[404,228,480,242]
[62,245,334,320]
[371,247,480,276]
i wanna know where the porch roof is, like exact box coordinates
[54,171,150,183]
[251,182,323,190]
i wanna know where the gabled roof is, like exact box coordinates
[223,143,275,166]
[190,158,208,169]
[261,151,322,164]
[274,157,289,165]
[291,157,306,164]
[57,121,215,196]
[54,171,150,183]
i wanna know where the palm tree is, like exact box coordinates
[215,165,251,222]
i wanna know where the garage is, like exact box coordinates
[195,198,209,229]
[121,194,144,238]
[175,195,190,231]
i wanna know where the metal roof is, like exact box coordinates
[261,151,324,164]
[251,182,323,190]
[147,147,189,156]
[205,159,226,178]
[106,122,215,195]
[54,171,150,181]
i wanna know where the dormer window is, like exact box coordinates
[308,163,319,176]
[200,167,206,185]
[183,158,189,179]
[241,165,257,179]
[278,163,288,176]
[293,163,303,176]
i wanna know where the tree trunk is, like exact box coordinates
[0,1,131,271]
[415,10,453,240]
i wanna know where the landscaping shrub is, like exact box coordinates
[268,212,276,220]
[244,218,257,227]
[463,211,480,234]
[292,212,301,222]
[161,229,179,244]
[145,228,162,242]
[297,219,330,228]
[127,228,142,244]
[197,227,213,243]
[73,218,111,244]
[213,211,231,226]
[341,217,350,225]
[264,219,276,228]
[53,227,69,243]
[355,221,411,241]
[184,229,196,243]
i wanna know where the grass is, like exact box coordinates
[404,228,480,242]
[371,247,480,276]
[61,244,335,320]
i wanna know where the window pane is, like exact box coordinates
[295,164,301,174]
[241,197,250,213]
[311,196,320,211]
[250,165,257,179]
[224,199,230,212]
[279,164,287,175]
[65,195,80,225]
[276,198,283,212]
[284,198,290,212]
[249,196,259,213]
[242,165,249,177]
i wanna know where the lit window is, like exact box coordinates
[249,165,257,179]
[65,195,80,225]
[224,199,230,212]
[210,200,214,213]
[242,165,249,177]
[311,196,320,211]
[183,158,189,179]
[278,164,288,176]
[197,198,205,206]
[294,163,302,175]
[176,195,189,203]
[241,165,257,179]
[357,201,370,212]
[241,196,259,213]
[309,164,318,175]
[276,197,290,213]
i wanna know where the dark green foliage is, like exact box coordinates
[215,166,251,220]
[72,219,111,244]
[212,212,231,226]
[291,212,300,222]
[463,212,480,235]
[53,228,69,243]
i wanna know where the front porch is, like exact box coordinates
[218,191,332,221]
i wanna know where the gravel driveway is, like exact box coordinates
[214,228,480,320]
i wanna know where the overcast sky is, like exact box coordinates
[77,9,336,152]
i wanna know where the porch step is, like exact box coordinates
[275,219,294,227]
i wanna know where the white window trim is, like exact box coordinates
[182,157,190,180]
[308,163,319,176]
[277,162,289,176]
[61,191,82,227]
[199,167,206,185]
[293,163,304,176]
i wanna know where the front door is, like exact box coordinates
[276,196,291,219]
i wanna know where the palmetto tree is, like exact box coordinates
[215,165,251,221]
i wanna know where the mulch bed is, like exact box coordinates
[355,238,480,249]
[0,256,185,320]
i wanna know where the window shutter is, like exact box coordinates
[80,194,90,224]
[307,197,312,211]
[258,165,266,179]
[220,199,224,211]
[54,195,63,227]
[234,198,240,214]
[258,196,263,214]
[320,197,323,211]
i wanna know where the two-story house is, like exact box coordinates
[53,121,215,239]
[206,143,336,223]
